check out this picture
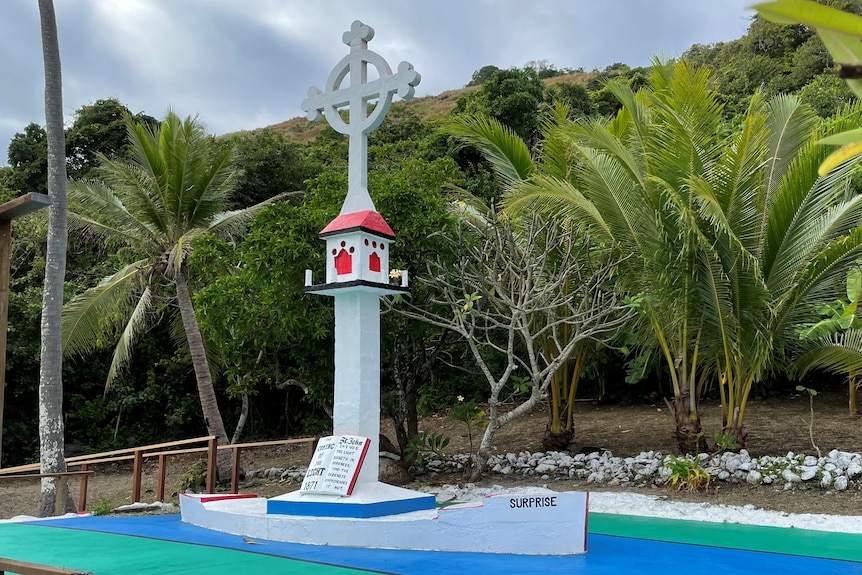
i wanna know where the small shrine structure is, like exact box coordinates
[276,19,428,514]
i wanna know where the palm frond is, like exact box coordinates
[506,175,614,243]
[759,94,818,243]
[105,286,155,389]
[62,260,148,359]
[68,179,159,249]
[794,330,862,378]
[446,114,535,187]
[205,191,299,243]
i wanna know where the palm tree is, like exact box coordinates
[454,64,720,452]
[448,105,610,450]
[701,95,862,442]
[36,0,73,517]
[459,59,862,450]
[62,112,282,478]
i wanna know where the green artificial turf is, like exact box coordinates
[590,512,862,563]
[0,523,376,575]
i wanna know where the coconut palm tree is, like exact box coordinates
[36,0,73,517]
[453,63,722,452]
[62,112,284,477]
[457,59,862,450]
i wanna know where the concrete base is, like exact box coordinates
[181,489,589,555]
[267,481,436,518]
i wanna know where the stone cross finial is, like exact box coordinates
[302,20,421,215]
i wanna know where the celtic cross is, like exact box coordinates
[302,21,421,215]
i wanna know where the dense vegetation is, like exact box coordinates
[1,3,861,467]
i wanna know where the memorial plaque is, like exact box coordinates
[300,435,371,496]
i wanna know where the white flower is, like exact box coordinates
[457,395,465,402]
[389,269,403,279]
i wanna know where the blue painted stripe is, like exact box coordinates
[267,495,436,518]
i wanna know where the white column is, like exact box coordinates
[332,290,381,486]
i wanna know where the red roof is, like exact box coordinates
[320,210,395,239]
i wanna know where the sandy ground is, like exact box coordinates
[2,389,862,519]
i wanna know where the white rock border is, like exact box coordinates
[249,447,862,493]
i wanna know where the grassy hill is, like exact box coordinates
[236,71,596,143]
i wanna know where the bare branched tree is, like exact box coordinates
[391,206,631,476]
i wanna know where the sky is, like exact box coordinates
[0,1,755,166]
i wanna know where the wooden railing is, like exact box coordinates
[0,557,92,575]
[0,471,94,513]
[0,435,317,511]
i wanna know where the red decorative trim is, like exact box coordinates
[320,210,395,239]
[345,438,371,496]
[199,493,258,503]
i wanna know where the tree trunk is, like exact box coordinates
[850,374,858,416]
[36,0,74,517]
[175,268,231,479]
[542,427,574,451]
[230,392,249,445]
[721,405,749,449]
[668,392,708,454]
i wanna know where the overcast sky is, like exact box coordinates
[1,1,755,166]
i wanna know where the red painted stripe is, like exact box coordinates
[346,439,371,496]
[199,493,258,504]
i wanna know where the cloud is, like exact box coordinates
[0,0,754,167]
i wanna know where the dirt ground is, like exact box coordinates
[2,388,861,519]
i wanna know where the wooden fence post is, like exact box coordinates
[156,454,167,502]
[54,475,68,516]
[132,450,143,502]
[206,437,217,494]
[78,464,89,511]
[231,447,242,494]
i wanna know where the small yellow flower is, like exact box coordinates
[457,395,465,402]
[389,269,403,279]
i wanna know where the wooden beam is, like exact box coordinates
[231,447,242,494]
[78,464,89,511]
[206,437,217,494]
[0,557,91,575]
[0,193,49,467]
[131,450,143,502]
[0,471,93,480]
[0,192,51,220]
[156,454,166,502]
[0,218,10,469]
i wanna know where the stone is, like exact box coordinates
[846,462,862,479]
[379,458,411,486]
[782,469,801,483]
[835,475,849,491]
[436,489,457,503]
[800,466,818,481]
[746,470,762,484]
[724,456,741,473]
